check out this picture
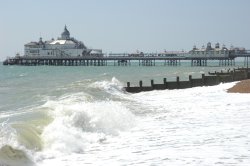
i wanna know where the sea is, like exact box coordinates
[0,60,250,166]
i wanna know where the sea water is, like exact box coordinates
[0,61,250,166]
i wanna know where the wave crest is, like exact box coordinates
[89,77,124,93]
[40,98,135,156]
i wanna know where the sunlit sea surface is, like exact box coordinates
[0,61,250,166]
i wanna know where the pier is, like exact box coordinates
[3,37,250,67]
[3,28,249,67]
[3,50,250,67]
[125,68,250,93]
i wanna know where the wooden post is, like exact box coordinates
[176,76,180,88]
[202,74,205,85]
[139,80,143,89]
[230,71,234,81]
[151,79,154,88]
[163,78,167,88]
[127,82,130,88]
[189,75,192,87]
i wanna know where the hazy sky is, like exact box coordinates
[0,0,250,60]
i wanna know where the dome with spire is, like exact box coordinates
[206,42,212,50]
[61,25,70,40]
[24,26,102,57]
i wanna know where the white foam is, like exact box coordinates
[89,77,124,93]
[0,119,17,149]
[131,82,238,112]
[7,82,250,166]
[36,94,136,162]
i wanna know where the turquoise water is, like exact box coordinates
[0,64,234,111]
[1,60,250,166]
[0,61,246,111]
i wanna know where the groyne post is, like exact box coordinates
[230,71,234,81]
[163,78,167,88]
[151,79,154,88]
[127,82,130,88]
[139,80,143,90]
[189,75,192,87]
[202,74,205,85]
[176,76,180,88]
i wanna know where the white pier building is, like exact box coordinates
[24,26,102,57]
[189,42,230,58]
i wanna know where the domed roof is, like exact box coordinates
[61,25,70,39]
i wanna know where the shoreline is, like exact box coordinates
[227,79,250,93]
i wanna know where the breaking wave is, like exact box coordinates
[89,77,124,94]
[0,77,136,165]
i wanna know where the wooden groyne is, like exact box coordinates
[125,68,250,93]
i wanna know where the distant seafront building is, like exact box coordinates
[189,42,245,58]
[24,26,102,57]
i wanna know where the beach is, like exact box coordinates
[227,79,250,93]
